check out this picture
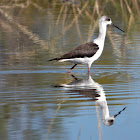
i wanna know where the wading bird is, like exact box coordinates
[49,16,124,74]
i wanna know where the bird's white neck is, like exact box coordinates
[99,101,110,120]
[94,23,107,46]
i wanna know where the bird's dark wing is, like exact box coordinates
[48,42,99,61]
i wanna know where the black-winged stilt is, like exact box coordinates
[49,16,124,74]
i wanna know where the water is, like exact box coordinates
[0,1,140,140]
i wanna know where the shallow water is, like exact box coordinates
[0,1,140,140]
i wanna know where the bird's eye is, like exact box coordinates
[109,119,114,122]
[106,18,111,21]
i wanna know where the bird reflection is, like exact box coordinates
[58,74,126,126]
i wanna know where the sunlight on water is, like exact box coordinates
[0,0,140,140]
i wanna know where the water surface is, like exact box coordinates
[0,1,140,140]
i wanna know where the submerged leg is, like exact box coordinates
[88,67,90,75]
[88,64,91,75]
[87,62,92,76]
[67,64,77,73]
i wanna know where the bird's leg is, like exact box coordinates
[67,64,77,74]
[88,67,90,75]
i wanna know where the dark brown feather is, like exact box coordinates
[48,42,99,61]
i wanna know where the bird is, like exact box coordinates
[49,16,124,74]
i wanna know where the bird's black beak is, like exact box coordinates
[114,107,126,118]
[112,23,124,32]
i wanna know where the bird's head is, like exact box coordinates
[103,116,115,126]
[99,16,124,32]
[99,16,112,25]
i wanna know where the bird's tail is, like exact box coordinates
[48,58,59,61]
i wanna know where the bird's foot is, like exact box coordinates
[67,64,77,74]
[67,69,72,74]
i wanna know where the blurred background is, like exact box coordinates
[0,0,140,140]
